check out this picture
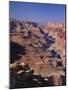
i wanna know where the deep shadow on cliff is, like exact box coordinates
[10,41,26,63]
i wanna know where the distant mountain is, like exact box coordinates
[10,18,66,78]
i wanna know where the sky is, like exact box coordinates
[9,1,66,23]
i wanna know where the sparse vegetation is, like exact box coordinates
[10,19,66,89]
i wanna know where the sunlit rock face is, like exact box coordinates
[10,19,66,87]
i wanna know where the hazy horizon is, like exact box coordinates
[9,1,66,23]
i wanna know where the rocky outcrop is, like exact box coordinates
[10,18,66,88]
